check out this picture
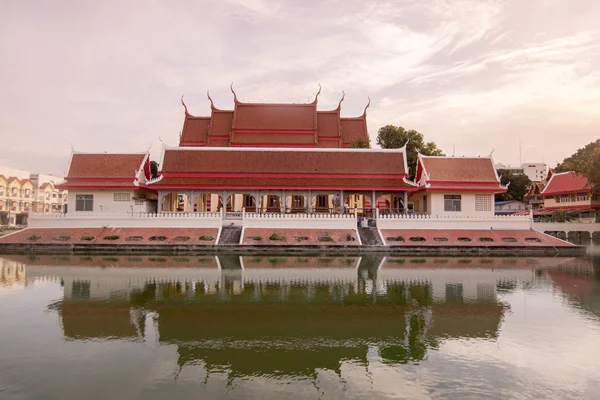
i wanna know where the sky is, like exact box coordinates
[1,0,599,176]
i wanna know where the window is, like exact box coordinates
[113,192,130,202]
[292,195,304,208]
[475,194,492,211]
[560,194,570,203]
[267,195,278,208]
[423,195,428,212]
[75,194,94,211]
[134,199,144,206]
[316,195,327,208]
[243,195,255,208]
[444,195,461,212]
[576,192,589,201]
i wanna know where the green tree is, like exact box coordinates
[555,139,600,191]
[495,170,532,202]
[376,125,444,178]
[349,137,371,148]
[150,161,159,179]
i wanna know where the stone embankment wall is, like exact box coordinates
[535,222,600,245]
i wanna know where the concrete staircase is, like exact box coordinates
[218,226,242,245]
[358,227,384,246]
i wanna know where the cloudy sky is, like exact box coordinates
[1,0,599,175]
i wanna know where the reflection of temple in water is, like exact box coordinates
[3,254,589,380]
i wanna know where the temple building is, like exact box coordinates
[179,85,368,148]
[3,86,576,250]
[410,155,507,216]
[157,86,394,214]
[56,152,156,213]
[541,171,600,214]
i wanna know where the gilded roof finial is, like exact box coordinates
[230,82,238,103]
[207,91,216,110]
[362,97,371,117]
[180,95,190,116]
[313,83,322,103]
[336,91,345,110]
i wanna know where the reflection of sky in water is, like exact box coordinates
[0,255,599,399]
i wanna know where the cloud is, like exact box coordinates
[0,0,599,174]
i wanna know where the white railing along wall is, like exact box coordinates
[242,209,357,230]
[377,210,533,230]
[28,212,222,229]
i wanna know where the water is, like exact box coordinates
[1,254,600,400]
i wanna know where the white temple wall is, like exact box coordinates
[66,190,154,214]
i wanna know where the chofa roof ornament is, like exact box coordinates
[230,82,239,103]
[313,83,322,103]
[362,97,371,117]
[180,95,190,116]
[336,91,345,110]
[207,91,216,110]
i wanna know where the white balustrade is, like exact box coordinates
[28,212,222,229]
[377,211,533,230]
[242,210,357,229]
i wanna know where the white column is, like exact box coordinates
[403,191,408,214]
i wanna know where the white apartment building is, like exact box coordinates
[521,163,549,182]
[495,162,549,182]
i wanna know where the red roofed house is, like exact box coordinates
[56,152,156,213]
[541,171,599,212]
[410,155,507,217]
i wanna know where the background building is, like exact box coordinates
[0,167,67,226]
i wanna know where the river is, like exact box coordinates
[1,254,599,399]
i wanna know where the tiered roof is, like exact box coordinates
[541,171,591,196]
[179,87,369,148]
[151,147,414,191]
[414,155,507,193]
[56,152,151,190]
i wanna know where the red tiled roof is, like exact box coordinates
[176,91,370,148]
[55,180,149,189]
[209,110,234,138]
[232,132,316,146]
[8,176,20,184]
[180,116,210,144]
[541,171,591,196]
[317,112,340,138]
[161,148,407,175]
[233,103,316,131]
[39,182,53,190]
[340,118,368,144]
[0,174,7,182]
[154,148,410,190]
[420,156,499,182]
[152,176,415,190]
[66,153,146,178]
[416,155,505,193]
[56,153,148,190]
